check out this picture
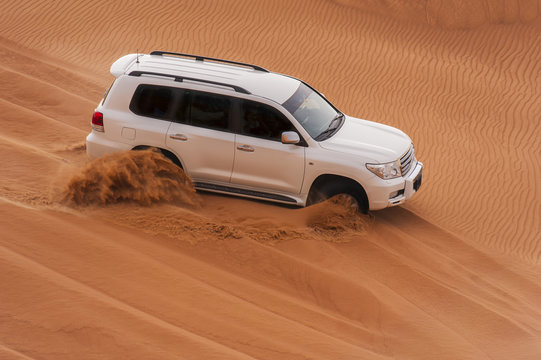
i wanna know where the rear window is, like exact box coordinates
[130,85,175,119]
[188,92,231,131]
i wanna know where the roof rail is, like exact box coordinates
[128,70,251,94]
[150,51,269,73]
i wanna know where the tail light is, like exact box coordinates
[91,111,104,132]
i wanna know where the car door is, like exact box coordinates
[230,99,305,194]
[166,90,235,183]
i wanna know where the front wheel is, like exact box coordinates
[307,182,368,214]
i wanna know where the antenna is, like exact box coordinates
[136,49,140,64]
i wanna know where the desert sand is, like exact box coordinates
[1,0,540,359]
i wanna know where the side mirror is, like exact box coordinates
[281,131,300,144]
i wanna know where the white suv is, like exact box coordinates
[86,51,423,212]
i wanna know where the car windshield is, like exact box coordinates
[282,82,341,140]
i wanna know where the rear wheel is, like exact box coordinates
[132,146,183,169]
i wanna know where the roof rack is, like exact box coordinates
[128,70,251,94]
[150,51,269,73]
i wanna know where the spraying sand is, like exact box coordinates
[62,149,199,207]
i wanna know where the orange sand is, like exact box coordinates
[1,1,540,359]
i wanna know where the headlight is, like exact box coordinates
[366,160,401,179]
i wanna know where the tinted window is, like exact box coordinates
[189,92,231,130]
[241,100,295,141]
[173,91,189,124]
[130,85,174,119]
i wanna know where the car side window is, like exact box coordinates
[188,92,231,131]
[241,100,296,141]
[130,85,174,119]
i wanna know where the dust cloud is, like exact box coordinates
[61,150,370,244]
[62,149,200,207]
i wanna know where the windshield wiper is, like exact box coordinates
[315,113,344,141]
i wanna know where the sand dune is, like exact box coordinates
[335,0,541,27]
[1,0,540,359]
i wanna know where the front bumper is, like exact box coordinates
[387,161,423,207]
[367,161,423,210]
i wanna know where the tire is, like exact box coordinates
[308,182,368,214]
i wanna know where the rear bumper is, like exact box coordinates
[367,161,423,210]
[86,131,131,159]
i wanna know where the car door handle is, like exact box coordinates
[170,134,188,141]
[237,145,254,152]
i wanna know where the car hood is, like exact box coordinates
[319,116,412,163]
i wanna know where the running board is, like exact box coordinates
[194,182,298,204]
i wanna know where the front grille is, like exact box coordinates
[400,145,415,176]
